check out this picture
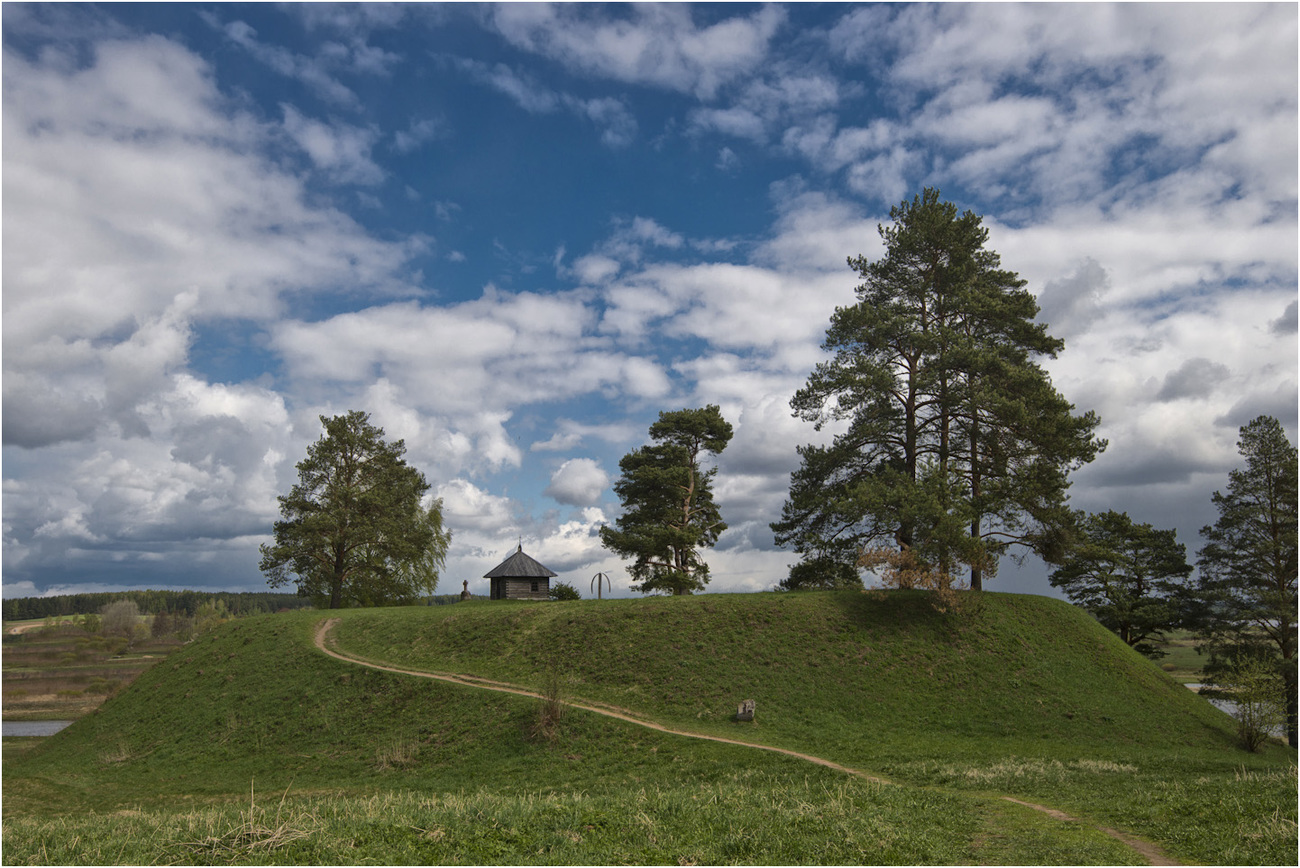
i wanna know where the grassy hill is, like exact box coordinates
[3,590,1294,865]
[331,590,1235,758]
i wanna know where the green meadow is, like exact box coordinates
[3,591,1295,864]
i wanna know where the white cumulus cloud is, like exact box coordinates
[544,459,610,507]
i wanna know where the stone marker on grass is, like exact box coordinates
[737,699,755,722]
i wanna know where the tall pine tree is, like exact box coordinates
[774,189,1103,591]
[1196,415,1298,747]
[601,406,733,595]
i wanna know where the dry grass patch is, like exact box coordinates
[171,783,317,862]
[374,733,421,770]
[1070,759,1138,774]
[922,757,1139,785]
[528,667,567,744]
[1242,806,1298,846]
[99,740,152,765]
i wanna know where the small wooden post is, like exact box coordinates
[590,572,611,599]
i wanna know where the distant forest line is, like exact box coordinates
[2,590,476,621]
[2,590,315,620]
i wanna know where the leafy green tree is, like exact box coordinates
[191,598,230,636]
[260,411,435,609]
[773,189,1103,591]
[1049,510,1193,658]
[1196,415,1297,747]
[100,599,140,640]
[391,499,452,600]
[601,405,733,595]
[1208,650,1288,752]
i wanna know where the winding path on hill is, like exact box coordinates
[313,617,1177,866]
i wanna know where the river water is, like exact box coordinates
[1186,683,1286,737]
[1187,683,1240,716]
[2,720,73,737]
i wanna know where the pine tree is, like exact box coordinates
[774,189,1103,591]
[1196,415,1298,747]
[601,406,733,595]
[1049,510,1193,658]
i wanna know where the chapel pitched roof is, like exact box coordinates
[483,545,558,579]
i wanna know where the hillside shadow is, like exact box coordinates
[826,588,979,647]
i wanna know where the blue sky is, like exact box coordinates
[3,2,1296,601]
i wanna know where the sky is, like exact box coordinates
[2,2,1296,603]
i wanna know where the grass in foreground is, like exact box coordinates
[886,754,1297,866]
[1,772,1142,866]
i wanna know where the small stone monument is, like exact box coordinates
[736,699,755,722]
[460,580,471,601]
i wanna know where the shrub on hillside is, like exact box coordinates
[528,667,567,744]
[1221,655,1286,752]
[859,547,979,615]
[548,581,580,601]
[779,555,862,591]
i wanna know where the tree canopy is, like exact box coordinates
[1195,415,1298,747]
[773,188,1104,591]
[778,554,863,591]
[1049,510,1193,658]
[600,405,733,595]
[260,411,444,609]
[391,499,453,600]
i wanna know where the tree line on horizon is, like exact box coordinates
[257,189,1295,749]
[2,589,315,623]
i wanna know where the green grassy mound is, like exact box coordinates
[333,590,1236,760]
[3,592,1294,865]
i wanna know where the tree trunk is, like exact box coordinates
[1285,659,1298,748]
[967,455,982,590]
[1286,687,1297,748]
[330,547,346,609]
